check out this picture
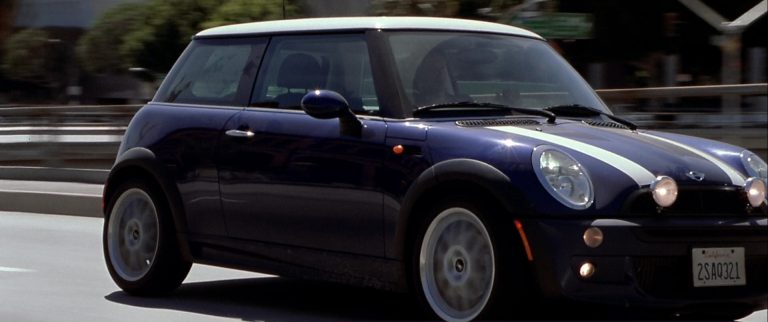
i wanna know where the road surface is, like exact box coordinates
[1,211,766,321]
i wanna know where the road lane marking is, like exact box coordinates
[0,266,35,273]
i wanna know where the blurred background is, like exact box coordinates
[0,0,765,103]
[0,0,766,170]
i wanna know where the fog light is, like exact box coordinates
[579,262,595,279]
[651,176,678,208]
[583,227,604,248]
[744,177,766,208]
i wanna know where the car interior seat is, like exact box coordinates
[274,53,327,108]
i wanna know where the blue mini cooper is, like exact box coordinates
[102,17,767,321]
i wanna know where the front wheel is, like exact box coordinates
[417,205,497,322]
[103,179,191,295]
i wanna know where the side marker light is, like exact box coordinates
[514,220,534,262]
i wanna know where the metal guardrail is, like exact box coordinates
[596,83,767,100]
[0,85,766,181]
[597,83,767,161]
[0,104,141,126]
[0,105,138,171]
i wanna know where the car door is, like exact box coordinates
[149,37,267,236]
[217,34,388,256]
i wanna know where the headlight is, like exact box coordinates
[744,178,766,208]
[741,150,767,181]
[650,176,678,208]
[533,147,594,209]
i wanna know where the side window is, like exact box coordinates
[155,38,267,106]
[251,34,380,115]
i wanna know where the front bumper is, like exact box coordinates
[522,216,768,311]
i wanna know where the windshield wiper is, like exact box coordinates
[544,104,637,130]
[414,101,556,123]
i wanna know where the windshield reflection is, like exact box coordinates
[386,32,608,116]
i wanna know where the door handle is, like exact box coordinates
[225,129,255,138]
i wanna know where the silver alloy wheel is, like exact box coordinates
[420,207,495,322]
[107,188,160,282]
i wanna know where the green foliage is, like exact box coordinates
[369,0,519,19]
[202,0,302,29]
[119,0,226,74]
[369,0,461,17]
[76,2,147,74]
[2,28,61,85]
[77,0,303,76]
[0,0,18,38]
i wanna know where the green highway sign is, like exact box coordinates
[510,12,594,39]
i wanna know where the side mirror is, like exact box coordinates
[301,90,349,119]
[301,90,362,136]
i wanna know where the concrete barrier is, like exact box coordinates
[0,166,108,184]
[0,179,103,217]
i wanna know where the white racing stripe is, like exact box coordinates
[640,133,746,186]
[489,126,656,186]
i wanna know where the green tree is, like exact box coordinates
[1,0,19,86]
[77,0,305,76]
[2,28,62,86]
[75,2,147,74]
[0,0,18,41]
[202,0,302,29]
[369,0,519,20]
[369,0,460,17]
[119,0,226,74]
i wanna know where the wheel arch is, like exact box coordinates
[395,158,538,318]
[104,147,192,262]
[393,159,530,262]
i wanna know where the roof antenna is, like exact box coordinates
[282,0,286,19]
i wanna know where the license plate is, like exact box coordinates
[692,247,746,287]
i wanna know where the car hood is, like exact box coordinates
[446,119,748,188]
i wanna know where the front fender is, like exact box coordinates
[389,158,528,260]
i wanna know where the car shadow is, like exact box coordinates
[105,276,743,322]
[105,276,425,321]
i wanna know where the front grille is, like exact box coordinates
[622,187,766,216]
[633,255,768,300]
[456,119,540,127]
[636,227,768,243]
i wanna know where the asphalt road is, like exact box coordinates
[1,210,766,322]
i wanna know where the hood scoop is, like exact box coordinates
[583,120,630,130]
[456,119,540,127]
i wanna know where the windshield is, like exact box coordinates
[386,32,609,116]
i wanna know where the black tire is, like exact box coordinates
[103,179,191,296]
[411,198,531,321]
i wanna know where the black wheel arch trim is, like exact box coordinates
[104,147,192,262]
[390,158,529,260]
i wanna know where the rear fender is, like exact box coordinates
[104,147,191,261]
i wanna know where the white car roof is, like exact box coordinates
[196,16,543,39]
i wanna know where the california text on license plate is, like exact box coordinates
[692,247,746,287]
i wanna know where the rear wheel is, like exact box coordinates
[103,179,191,295]
[416,203,498,322]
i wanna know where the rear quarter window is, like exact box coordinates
[155,38,267,107]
